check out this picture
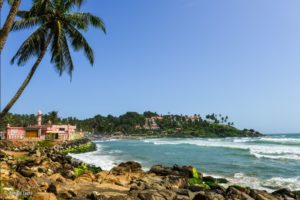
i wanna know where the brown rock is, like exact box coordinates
[137,189,176,200]
[47,183,62,195]
[32,192,57,200]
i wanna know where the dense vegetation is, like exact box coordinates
[0,111,262,137]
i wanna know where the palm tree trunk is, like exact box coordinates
[0,0,4,11]
[0,0,21,52]
[0,37,51,120]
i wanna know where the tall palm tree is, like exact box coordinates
[0,0,22,51]
[0,0,106,120]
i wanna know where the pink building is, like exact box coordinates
[5,111,76,141]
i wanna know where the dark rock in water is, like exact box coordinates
[173,165,195,178]
[272,188,295,198]
[216,178,228,184]
[150,165,174,176]
[203,176,216,183]
[149,164,195,178]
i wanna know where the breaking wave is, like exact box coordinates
[142,137,300,161]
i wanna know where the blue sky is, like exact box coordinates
[1,0,300,133]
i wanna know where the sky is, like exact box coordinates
[1,0,300,133]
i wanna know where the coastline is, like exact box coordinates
[0,138,299,200]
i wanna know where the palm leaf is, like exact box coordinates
[11,26,48,65]
[65,24,94,65]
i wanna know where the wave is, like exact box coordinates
[69,144,118,170]
[258,137,300,144]
[142,138,300,161]
[227,173,300,192]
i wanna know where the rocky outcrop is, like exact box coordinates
[0,140,298,200]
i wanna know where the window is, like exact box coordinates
[59,128,65,131]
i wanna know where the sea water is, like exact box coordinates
[70,134,300,191]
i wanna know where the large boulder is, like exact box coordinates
[111,161,143,175]
[149,165,195,178]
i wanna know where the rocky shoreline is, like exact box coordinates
[0,139,299,200]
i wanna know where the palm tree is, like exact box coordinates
[0,0,106,120]
[0,0,22,51]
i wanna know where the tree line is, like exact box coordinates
[0,111,258,137]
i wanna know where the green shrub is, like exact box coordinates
[73,163,102,177]
[192,167,199,179]
[188,178,202,185]
[37,140,54,148]
[74,163,88,177]
[61,142,96,155]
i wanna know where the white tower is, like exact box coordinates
[37,111,42,126]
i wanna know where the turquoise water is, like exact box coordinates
[70,134,300,191]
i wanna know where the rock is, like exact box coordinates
[74,172,96,183]
[112,161,143,175]
[19,168,35,178]
[36,149,42,157]
[176,189,190,196]
[59,191,74,199]
[193,191,225,200]
[0,162,10,180]
[62,169,75,179]
[137,189,172,200]
[202,176,216,183]
[226,187,254,200]
[3,195,19,200]
[49,173,66,183]
[150,165,175,176]
[39,182,49,191]
[149,165,195,178]
[32,192,57,200]
[0,150,7,159]
[216,178,228,184]
[272,188,295,198]
[172,165,195,178]
[47,168,54,176]
[163,175,187,189]
[130,181,146,191]
[87,191,101,200]
[188,185,208,192]
[68,189,77,197]
[47,183,62,195]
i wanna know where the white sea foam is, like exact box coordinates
[262,176,300,191]
[259,137,300,143]
[69,144,119,170]
[200,172,300,192]
[227,173,300,192]
[142,138,300,160]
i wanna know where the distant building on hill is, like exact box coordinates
[5,111,76,141]
[143,116,163,130]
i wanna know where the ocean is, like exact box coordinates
[70,134,300,192]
